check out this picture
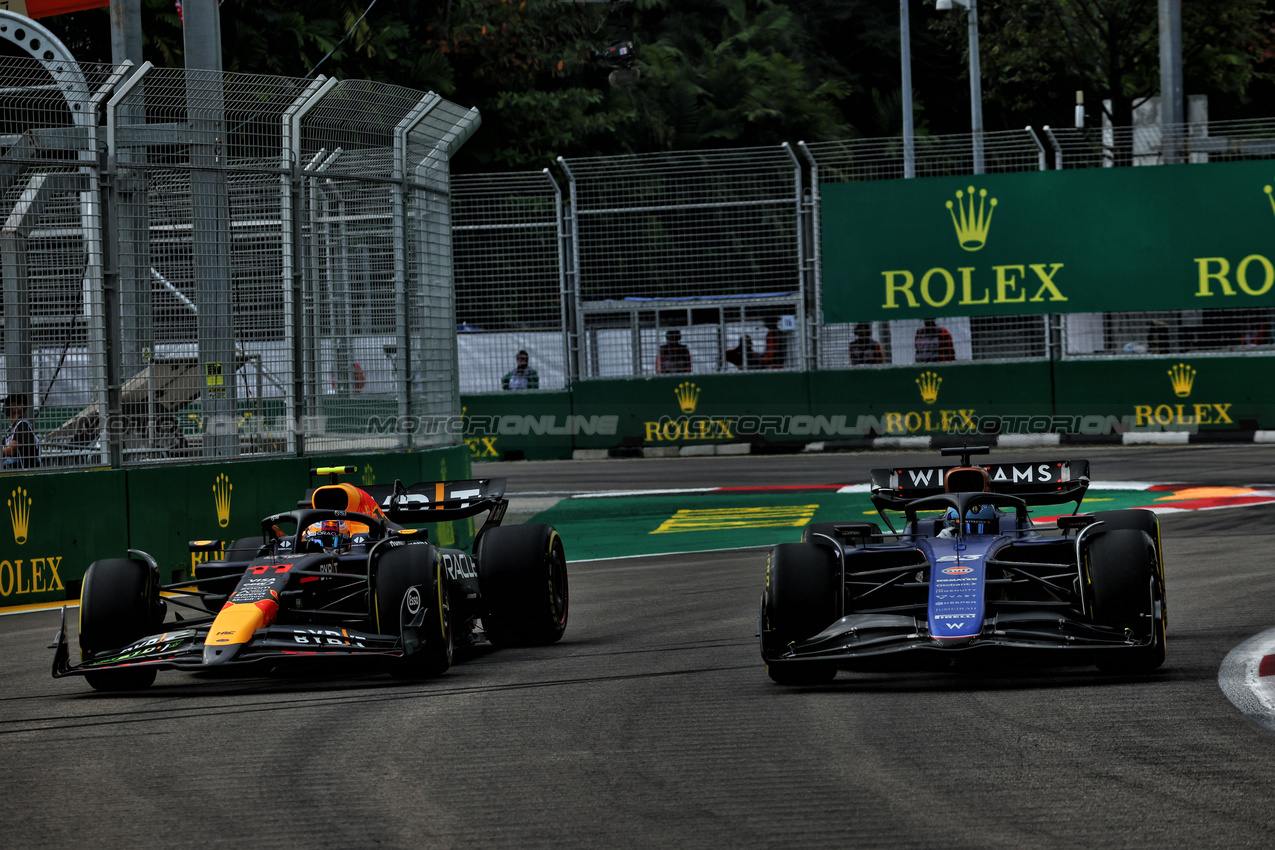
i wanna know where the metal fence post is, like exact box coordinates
[798,141,823,371]
[548,168,572,387]
[282,76,334,455]
[556,156,583,381]
[393,93,442,450]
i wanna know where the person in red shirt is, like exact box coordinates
[656,329,692,373]
[759,317,790,370]
[848,322,884,365]
[914,318,955,363]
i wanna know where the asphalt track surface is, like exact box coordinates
[4,445,1275,848]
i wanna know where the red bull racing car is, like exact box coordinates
[52,467,568,691]
[760,447,1166,685]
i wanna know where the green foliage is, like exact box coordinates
[930,0,1270,129]
[33,0,1275,171]
[617,0,850,150]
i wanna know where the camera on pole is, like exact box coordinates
[591,0,640,86]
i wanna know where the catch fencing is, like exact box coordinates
[450,118,1275,394]
[1,56,477,470]
[7,50,1275,469]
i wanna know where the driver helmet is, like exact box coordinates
[302,519,351,553]
[944,503,997,533]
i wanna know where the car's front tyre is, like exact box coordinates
[762,543,838,685]
[79,557,162,691]
[1084,529,1165,673]
[373,543,452,679]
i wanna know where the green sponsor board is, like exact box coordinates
[0,444,471,608]
[822,160,1275,323]
[809,362,1054,437]
[571,373,810,449]
[0,468,127,607]
[461,392,577,461]
[1054,355,1271,431]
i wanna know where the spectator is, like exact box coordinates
[759,316,790,370]
[848,322,884,365]
[725,335,758,371]
[502,350,540,391]
[656,329,692,374]
[914,318,955,363]
[2,392,40,469]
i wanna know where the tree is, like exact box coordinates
[615,0,852,151]
[930,0,1271,133]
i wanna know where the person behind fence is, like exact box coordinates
[2,392,40,470]
[502,350,540,391]
[759,316,789,369]
[725,334,757,370]
[848,322,884,365]
[656,329,692,374]
[914,318,955,363]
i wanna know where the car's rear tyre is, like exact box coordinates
[79,558,162,691]
[477,524,569,647]
[1084,529,1165,673]
[763,543,838,685]
[373,544,452,679]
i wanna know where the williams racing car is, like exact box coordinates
[52,467,568,691]
[760,447,1166,685]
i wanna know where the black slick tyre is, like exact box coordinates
[763,543,838,685]
[373,543,452,679]
[477,524,568,647]
[1084,529,1165,673]
[79,558,161,691]
[1092,509,1167,627]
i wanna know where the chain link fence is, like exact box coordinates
[449,117,1275,388]
[451,169,565,393]
[559,145,808,378]
[2,57,477,470]
[8,49,1275,469]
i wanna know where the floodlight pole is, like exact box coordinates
[967,0,983,175]
[1158,0,1183,164]
[901,0,915,179]
[938,0,983,174]
[110,0,143,67]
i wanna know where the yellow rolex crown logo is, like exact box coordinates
[362,464,375,486]
[675,381,701,414]
[916,371,942,404]
[8,486,31,545]
[1265,184,1275,220]
[213,473,233,528]
[1168,363,1196,398]
[946,185,997,251]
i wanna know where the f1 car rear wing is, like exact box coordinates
[369,478,508,525]
[870,457,1090,511]
[298,467,508,525]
